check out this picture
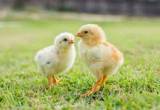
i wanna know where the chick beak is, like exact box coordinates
[76,32,81,37]
[68,39,74,44]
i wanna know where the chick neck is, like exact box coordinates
[82,37,105,47]
[56,45,72,55]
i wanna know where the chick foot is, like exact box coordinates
[81,75,107,97]
[48,75,60,88]
[52,76,60,85]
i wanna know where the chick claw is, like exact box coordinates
[48,76,60,88]
[53,77,60,84]
[80,84,101,97]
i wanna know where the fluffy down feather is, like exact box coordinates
[35,32,76,86]
[76,24,124,96]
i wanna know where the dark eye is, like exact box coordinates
[63,38,67,41]
[84,31,88,34]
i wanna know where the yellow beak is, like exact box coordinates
[76,32,81,37]
[68,39,74,44]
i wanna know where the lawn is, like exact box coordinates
[0,13,160,110]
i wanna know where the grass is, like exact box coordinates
[0,13,160,110]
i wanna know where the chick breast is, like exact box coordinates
[35,45,76,76]
[79,41,123,79]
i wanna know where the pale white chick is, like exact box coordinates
[76,24,124,97]
[35,32,76,87]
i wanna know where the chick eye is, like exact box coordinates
[63,38,67,41]
[84,31,88,34]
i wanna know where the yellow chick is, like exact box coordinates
[76,24,124,97]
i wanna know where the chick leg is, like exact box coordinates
[48,75,54,87]
[81,75,107,97]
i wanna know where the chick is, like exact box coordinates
[76,24,124,97]
[35,32,76,87]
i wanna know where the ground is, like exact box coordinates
[0,12,160,110]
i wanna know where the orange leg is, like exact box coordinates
[81,75,107,97]
[48,75,60,88]
[48,75,54,87]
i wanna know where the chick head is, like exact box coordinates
[55,32,74,49]
[76,24,106,46]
